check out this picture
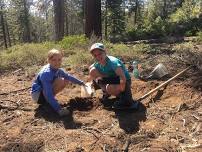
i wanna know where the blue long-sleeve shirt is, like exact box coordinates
[31,64,84,112]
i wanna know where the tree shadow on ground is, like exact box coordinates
[152,85,168,102]
[189,71,202,91]
[34,97,94,129]
[114,102,147,134]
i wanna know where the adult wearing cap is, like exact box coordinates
[89,43,139,109]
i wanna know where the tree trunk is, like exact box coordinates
[22,0,31,42]
[0,4,7,48]
[53,0,65,41]
[134,0,138,24]
[65,13,69,36]
[81,0,85,34]
[162,0,167,19]
[84,0,102,38]
[64,0,68,36]
[104,0,108,40]
[5,19,11,47]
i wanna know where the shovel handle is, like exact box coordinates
[137,66,192,102]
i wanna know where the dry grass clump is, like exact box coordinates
[173,42,202,71]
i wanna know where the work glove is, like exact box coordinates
[58,108,70,117]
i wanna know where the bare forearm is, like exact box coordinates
[115,67,126,92]
[119,77,126,91]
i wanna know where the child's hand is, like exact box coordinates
[81,82,87,87]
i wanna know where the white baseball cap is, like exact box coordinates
[90,43,105,53]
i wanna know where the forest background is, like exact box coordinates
[0,0,202,72]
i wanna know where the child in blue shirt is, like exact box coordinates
[31,49,85,116]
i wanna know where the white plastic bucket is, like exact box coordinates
[148,63,169,79]
[80,82,94,98]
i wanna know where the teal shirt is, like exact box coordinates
[94,56,131,80]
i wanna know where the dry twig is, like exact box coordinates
[122,138,131,152]
[182,119,186,127]
[0,86,31,95]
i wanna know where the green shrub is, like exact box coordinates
[196,31,202,42]
[64,51,92,68]
[42,41,60,49]
[132,43,153,54]
[126,28,148,40]
[146,16,168,38]
[109,43,132,57]
[173,42,195,53]
[0,41,92,72]
[102,41,114,50]
[0,43,49,71]
[60,35,89,49]
[108,43,153,60]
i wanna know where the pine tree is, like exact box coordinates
[107,0,126,42]
[53,0,64,41]
[9,0,31,42]
[0,0,8,48]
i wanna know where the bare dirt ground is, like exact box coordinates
[0,46,202,152]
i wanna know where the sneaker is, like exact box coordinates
[102,94,110,100]
[113,100,139,110]
[129,101,139,109]
[100,93,111,107]
[58,108,70,117]
[113,99,126,108]
[101,93,111,101]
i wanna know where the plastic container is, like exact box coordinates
[132,60,139,79]
[147,63,169,79]
[80,82,94,98]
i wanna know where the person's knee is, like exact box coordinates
[53,78,67,94]
[106,84,121,96]
[89,67,99,79]
[54,78,66,87]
